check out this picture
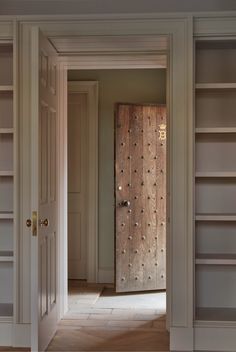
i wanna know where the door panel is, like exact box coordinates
[68,92,88,279]
[31,27,58,352]
[115,104,166,293]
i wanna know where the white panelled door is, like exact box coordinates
[31,27,58,352]
[68,92,88,280]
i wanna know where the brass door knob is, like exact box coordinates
[39,218,49,227]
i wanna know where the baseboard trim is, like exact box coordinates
[0,322,12,346]
[97,269,114,283]
[195,326,236,351]
[170,327,194,351]
[13,323,30,348]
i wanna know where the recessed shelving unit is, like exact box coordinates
[195,38,236,324]
[0,41,14,321]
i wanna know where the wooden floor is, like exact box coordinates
[47,281,169,351]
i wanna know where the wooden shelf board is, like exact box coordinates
[0,303,13,318]
[0,251,13,262]
[196,214,236,221]
[0,171,14,176]
[0,212,13,219]
[0,128,14,134]
[0,86,13,92]
[195,171,236,178]
[196,307,236,322]
[195,127,236,133]
[196,83,236,89]
[196,253,236,265]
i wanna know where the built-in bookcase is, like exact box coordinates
[0,42,14,322]
[195,39,236,323]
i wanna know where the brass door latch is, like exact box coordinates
[26,211,38,236]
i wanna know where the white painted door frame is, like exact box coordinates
[19,16,193,351]
[56,25,193,348]
[67,81,99,282]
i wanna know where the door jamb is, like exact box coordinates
[67,81,99,283]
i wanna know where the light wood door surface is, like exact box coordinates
[115,104,166,293]
[68,92,88,280]
[31,28,58,351]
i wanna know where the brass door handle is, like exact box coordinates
[39,218,49,227]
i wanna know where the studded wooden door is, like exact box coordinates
[115,104,166,293]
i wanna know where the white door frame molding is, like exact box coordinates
[18,16,194,351]
[68,81,99,283]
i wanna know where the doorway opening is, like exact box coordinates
[55,67,169,351]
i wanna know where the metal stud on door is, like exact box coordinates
[115,103,166,293]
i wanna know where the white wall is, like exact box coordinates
[68,68,166,273]
[0,0,236,15]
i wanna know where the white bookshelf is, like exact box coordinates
[195,39,236,323]
[0,42,14,321]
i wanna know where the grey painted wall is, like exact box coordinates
[68,69,166,271]
[1,0,236,15]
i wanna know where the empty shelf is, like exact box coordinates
[196,307,236,322]
[195,127,236,133]
[0,303,13,318]
[196,253,236,265]
[0,171,13,176]
[0,86,13,92]
[0,212,13,219]
[0,251,13,262]
[196,83,236,90]
[0,128,14,134]
[195,171,236,178]
[196,214,236,221]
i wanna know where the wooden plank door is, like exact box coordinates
[68,91,88,280]
[115,104,166,293]
[31,27,58,351]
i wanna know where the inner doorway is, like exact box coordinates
[64,68,168,352]
[67,69,167,291]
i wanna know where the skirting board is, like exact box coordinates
[195,326,236,351]
[98,269,114,284]
[0,323,30,348]
[13,323,30,348]
[0,323,12,346]
[170,327,194,351]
